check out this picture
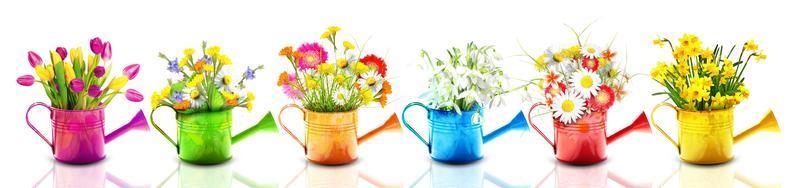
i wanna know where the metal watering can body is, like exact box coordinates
[277,104,402,165]
[401,102,529,164]
[528,103,651,165]
[650,102,780,164]
[25,102,149,164]
[150,106,278,165]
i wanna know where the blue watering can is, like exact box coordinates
[402,102,529,164]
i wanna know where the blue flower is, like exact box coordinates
[171,91,184,101]
[167,58,180,73]
[244,66,256,80]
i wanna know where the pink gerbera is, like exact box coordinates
[282,84,303,100]
[297,42,328,70]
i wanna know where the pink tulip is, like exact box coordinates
[101,42,112,61]
[88,85,101,98]
[56,47,68,60]
[93,66,106,78]
[123,64,140,79]
[28,51,42,68]
[69,79,85,92]
[125,89,143,102]
[17,75,34,86]
[90,37,104,54]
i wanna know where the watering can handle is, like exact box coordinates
[25,102,53,152]
[401,102,431,150]
[278,104,307,151]
[149,105,178,150]
[651,102,680,150]
[528,103,555,152]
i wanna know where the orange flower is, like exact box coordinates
[174,100,191,110]
[379,93,388,107]
[226,99,238,106]
[279,46,293,57]
[277,72,289,86]
[194,60,206,71]
[354,83,361,90]
[292,51,304,61]
[382,81,392,94]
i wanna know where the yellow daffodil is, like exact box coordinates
[321,31,331,40]
[151,92,162,108]
[205,46,221,57]
[653,38,665,47]
[702,62,720,76]
[318,63,335,75]
[328,26,341,34]
[184,48,195,57]
[343,41,355,50]
[219,54,232,65]
[337,58,348,68]
[700,49,714,60]
[677,61,690,76]
[755,51,767,62]
[744,40,758,51]
[108,76,129,90]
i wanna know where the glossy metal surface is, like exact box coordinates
[278,104,401,165]
[150,106,277,165]
[651,103,780,164]
[528,103,650,165]
[25,102,148,164]
[401,102,529,164]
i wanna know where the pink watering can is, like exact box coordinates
[25,102,149,164]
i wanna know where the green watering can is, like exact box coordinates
[150,107,278,164]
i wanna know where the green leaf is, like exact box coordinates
[53,62,68,109]
[210,89,224,111]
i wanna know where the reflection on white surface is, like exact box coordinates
[157,162,279,188]
[534,162,651,188]
[657,162,781,188]
[33,161,147,188]
[409,161,532,188]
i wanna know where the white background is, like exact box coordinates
[1,0,797,187]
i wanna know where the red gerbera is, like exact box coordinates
[581,57,600,71]
[544,82,567,97]
[359,54,387,77]
[587,84,615,111]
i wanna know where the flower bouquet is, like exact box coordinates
[401,42,529,164]
[276,26,400,165]
[18,37,148,164]
[149,42,274,164]
[649,34,778,164]
[521,28,649,165]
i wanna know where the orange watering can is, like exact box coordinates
[650,103,780,164]
[278,104,401,165]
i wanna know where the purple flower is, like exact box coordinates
[56,47,68,60]
[123,64,140,79]
[28,51,42,68]
[88,85,102,98]
[93,66,106,78]
[17,75,35,86]
[69,79,85,92]
[170,91,184,101]
[244,66,256,80]
[90,37,104,55]
[125,89,143,102]
[167,58,180,73]
[101,42,112,61]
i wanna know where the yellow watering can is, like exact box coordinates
[650,103,780,164]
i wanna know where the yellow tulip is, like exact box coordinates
[108,77,129,90]
[50,50,62,63]
[70,47,83,66]
[64,62,76,81]
[35,65,53,81]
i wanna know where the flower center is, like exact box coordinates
[562,100,575,112]
[366,77,376,85]
[587,48,596,53]
[305,55,317,64]
[596,92,609,104]
[580,75,593,88]
[223,75,232,85]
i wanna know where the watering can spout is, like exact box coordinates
[606,112,651,145]
[733,110,780,144]
[357,113,401,145]
[483,111,529,144]
[105,110,149,144]
[232,112,278,145]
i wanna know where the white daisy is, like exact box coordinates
[581,45,602,59]
[570,68,601,99]
[552,90,586,124]
[215,74,235,92]
[333,88,350,105]
[185,89,206,109]
[357,70,383,93]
